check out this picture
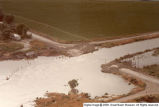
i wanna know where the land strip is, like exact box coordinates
[111,68,159,102]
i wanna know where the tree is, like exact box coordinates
[0,8,4,21]
[68,79,78,89]
[4,14,15,24]
[16,23,29,38]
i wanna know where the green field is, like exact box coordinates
[1,0,159,42]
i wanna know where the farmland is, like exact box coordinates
[1,1,159,106]
[1,0,159,42]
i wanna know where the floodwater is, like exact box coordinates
[122,50,159,68]
[0,38,159,106]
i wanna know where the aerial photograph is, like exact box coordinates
[0,0,159,107]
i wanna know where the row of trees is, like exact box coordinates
[0,8,31,40]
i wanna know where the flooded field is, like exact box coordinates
[0,38,159,106]
[1,1,159,41]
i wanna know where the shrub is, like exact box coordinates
[68,79,78,89]
[16,23,29,38]
[152,48,159,56]
[4,14,15,24]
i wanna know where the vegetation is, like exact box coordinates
[16,23,31,39]
[127,94,159,102]
[2,1,159,42]
[68,79,78,89]
[35,92,96,107]
[143,64,159,78]
[0,42,24,52]
[152,48,159,56]
[0,8,31,40]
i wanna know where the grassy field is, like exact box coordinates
[1,0,159,42]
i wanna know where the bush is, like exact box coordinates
[4,14,15,24]
[68,79,78,89]
[152,48,159,56]
[16,23,29,38]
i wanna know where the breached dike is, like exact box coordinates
[0,38,159,107]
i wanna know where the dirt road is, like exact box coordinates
[31,31,159,48]
[31,32,75,48]
[90,32,159,45]
[111,68,159,102]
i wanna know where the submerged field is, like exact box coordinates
[1,37,159,107]
[1,0,159,42]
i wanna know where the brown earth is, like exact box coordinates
[115,48,159,79]
[101,61,159,103]
[126,94,159,103]
[35,93,102,107]
[34,62,147,107]
[96,33,159,48]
